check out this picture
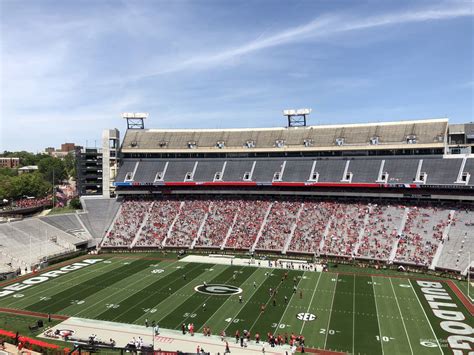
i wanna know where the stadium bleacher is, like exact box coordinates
[436,206,474,272]
[357,204,405,260]
[100,196,473,273]
[0,219,79,271]
[78,198,120,240]
[40,214,90,241]
[0,199,119,273]
[195,198,240,249]
[114,156,471,185]
[394,205,451,267]
[463,158,474,185]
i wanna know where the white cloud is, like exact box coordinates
[0,1,472,151]
[130,2,473,80]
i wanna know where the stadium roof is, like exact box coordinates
[121,118,448,153]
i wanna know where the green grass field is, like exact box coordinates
[0,255,471,354]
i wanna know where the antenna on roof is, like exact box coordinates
[122,112,148,129]
[283,108,311,127]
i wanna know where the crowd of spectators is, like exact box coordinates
[135,199,182,247]
[441,206,473,270]
[101,197,464,268]
[166,199,209,247]
[288,201,337,254]
[255,200,301,251]
[102,198,152,247]
[320,203,368,256]
[195,199,240,248]
[225,199,271,249]
[395,206,451,266]
[13,196,52,209]
[357,205,404,260]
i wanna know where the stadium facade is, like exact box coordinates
[102,116,474,199]
[92,114,474,276]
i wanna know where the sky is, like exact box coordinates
[0,0,472,152]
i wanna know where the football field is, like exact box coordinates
[0,255,471,354]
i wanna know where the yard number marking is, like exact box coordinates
[71,299,85,305]
[105,303,120,309]
[320,329,339,335]
[225,318,241,323]
[376,335,395,342]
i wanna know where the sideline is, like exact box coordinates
[0,307,68,320]
[445,279,474,315]
[40,317,347,355]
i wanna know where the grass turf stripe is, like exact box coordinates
[372,276,413,355]
[158,265,248,329]
[26,259,152,314]
[99,262,212,323]
[223,269,302,337]
[325,274,354,353]
[353,275,383,355]
[62,260,180,318]
[299,272,335,349]
[199,267,269,334]
[131,265,229,325]
[250,270,303,335]
[390,277,444,355]
[410,279,464,355]
[0,257,117,308]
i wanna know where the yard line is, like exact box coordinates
[275,271,306,331]
[408,279,443,355]
[372,276,385,355]
[110,262,207,322]
[223,268,275,333]
[1,257,120,307]
[196,267,261,332]
[352,274,355,355]
[73,260,180,317]
[389,278,413,355]
[176,265,246,328]
[248,270,288,333]
[147,264,228,324]
[299,272,322,334]
[323,274,338,349]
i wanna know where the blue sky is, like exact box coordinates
[0,0,472,152]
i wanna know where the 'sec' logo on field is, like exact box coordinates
[194,284,243,296]
[296,313,316,321]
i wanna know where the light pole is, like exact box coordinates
[51,169,55,210]
[468,252,471,301]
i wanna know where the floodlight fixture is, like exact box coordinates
[122,112,148,129]
[283,108,312,127]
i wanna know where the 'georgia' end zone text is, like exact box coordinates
[0,259,103,298]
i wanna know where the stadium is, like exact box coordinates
[0,111,472,355]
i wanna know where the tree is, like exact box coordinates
[10,172,50,199]
[0,168,17,177]
[0,175,13,200]
[38,156,67,184]
[63,153,76,178]
[69,197,82,209]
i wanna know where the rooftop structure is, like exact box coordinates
[121,118,448,154]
